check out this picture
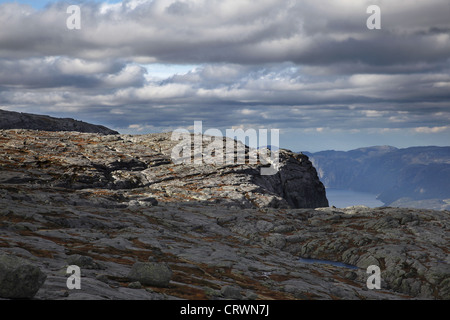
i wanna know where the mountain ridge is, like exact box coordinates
[0,109,119,135]
[304,145,450,210]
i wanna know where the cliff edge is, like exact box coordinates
[0,129,328,209]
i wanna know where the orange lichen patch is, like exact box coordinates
[171,269,221,290]
[130,239,162,252]
[170,263,217,281]
[295,291,323,299]
[308,268,327,279]
[0,240,9,248]
[142,215,164,226]
[190,235,221,242]
[345,223,366,231]
[15,242,55,258]
[88,189,117,197]
[268,274,293,282]
[190,235,242,247]
[64,246,137,266]
[0,213,36,224]
[331,274,359,287]
[68,242,156,265]
[4,148,29,155]
[68,137,98,145]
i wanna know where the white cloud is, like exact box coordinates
[414,126,450,134]
[0,0,447,65]
[128,83,194,100]
[363,110,385,118]
[55,58,113,75]
[144,64,199,80]
[102,64,146,87]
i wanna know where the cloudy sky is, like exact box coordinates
[0,0,449,151]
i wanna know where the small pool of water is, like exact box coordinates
[298,258,358,270]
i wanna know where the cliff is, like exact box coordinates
[0,129,327,209]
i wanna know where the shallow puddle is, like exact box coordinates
[298,258,358,270]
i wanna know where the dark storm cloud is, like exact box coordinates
[0,56,146,88]
[1,0,449,66]
[0,0,449,140]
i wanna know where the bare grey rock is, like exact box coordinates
[0,129,327,209]
[0,129,448,300]
[0,254,47,299]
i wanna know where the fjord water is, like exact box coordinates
[325,188,385,208]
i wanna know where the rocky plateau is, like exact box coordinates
[0,129,448,300]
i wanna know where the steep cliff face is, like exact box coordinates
[0,109,118,135]
[252,151,328,208]
[0,129,328,209]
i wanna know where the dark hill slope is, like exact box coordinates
[0,109,118,135]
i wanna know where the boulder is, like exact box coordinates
[220,285,243,300]
[127,262,172,287]
[0,254,47,299]
[66,254,105,270]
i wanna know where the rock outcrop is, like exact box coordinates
[0,129,448,300]
[0,130,328,209]
[0,109,118,135]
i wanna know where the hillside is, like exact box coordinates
[0,109,118,135]
[305,146,450,210]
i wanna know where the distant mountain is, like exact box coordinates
[304,146,450,210]
[0,109,118,135]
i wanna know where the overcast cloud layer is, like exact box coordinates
[0,0,449,151]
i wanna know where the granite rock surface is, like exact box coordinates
[0,129,448,300]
